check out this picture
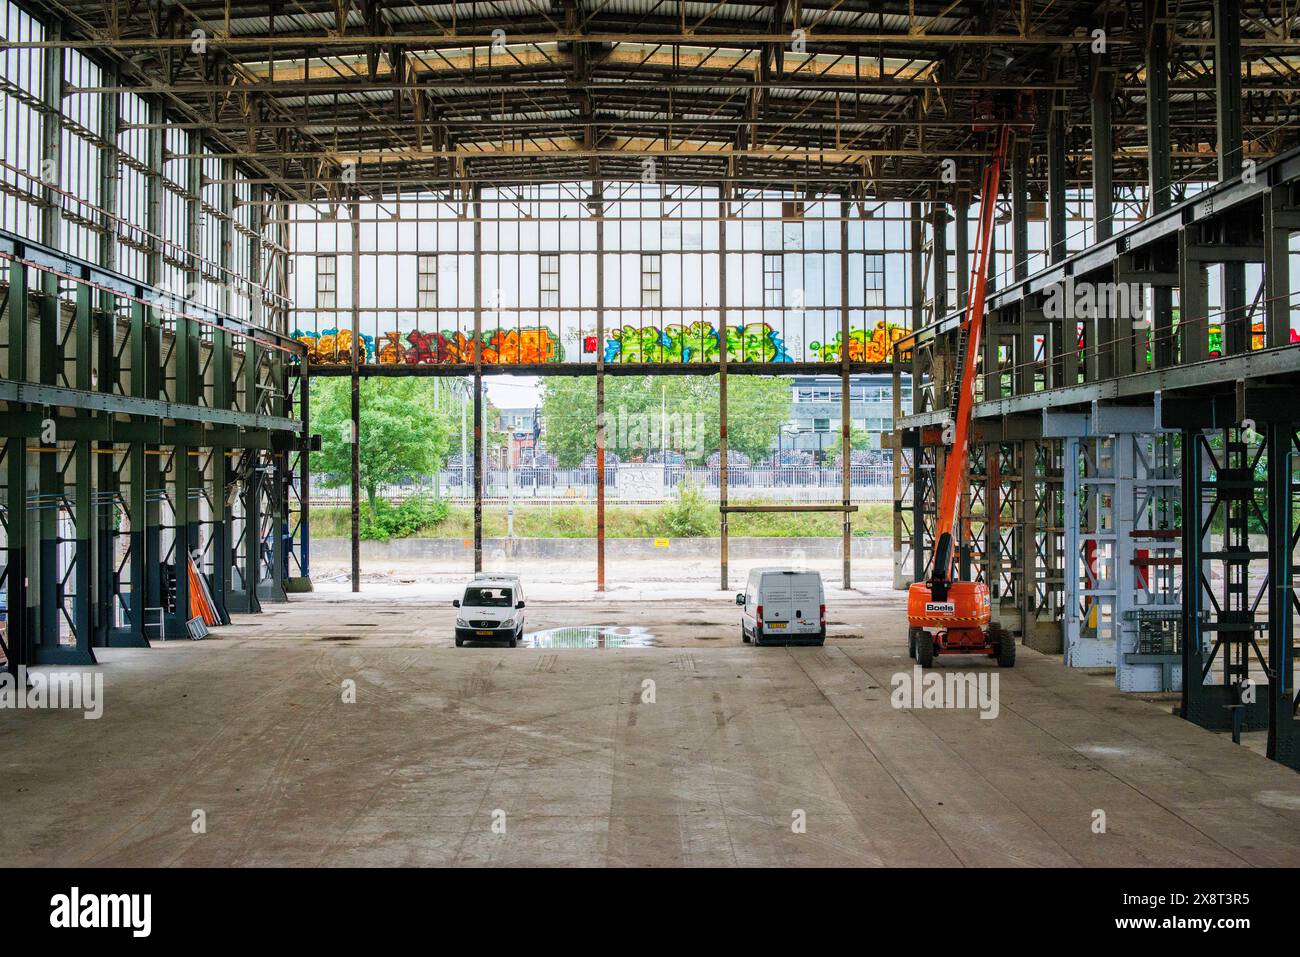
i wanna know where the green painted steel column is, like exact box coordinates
[267,337,288,604]
[95,291,123,644]
[243,330,262,614]
[124,301,150,645]
[209,158,234,620]
[35,276,60,657]
[143,302,163,639]
[5,261,31,676]
[70,284,94,660]
[210,326,232,623]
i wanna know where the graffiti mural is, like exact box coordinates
[602,322,792,363]
[293,327,376,364]
[809,321,909,363]
[296,327,563,365]
[296,320,929,366]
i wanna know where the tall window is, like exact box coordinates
[539,254,560,307]
[641,253,662,308]
[763,254,784,307]
[418,254,438,309]
[317,256,337,310]
[864,254,885,307]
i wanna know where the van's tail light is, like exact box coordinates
[756,604,763,625]
[819,604,826,626]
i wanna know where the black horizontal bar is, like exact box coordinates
[0,379,302,433]
[303,360,894,377]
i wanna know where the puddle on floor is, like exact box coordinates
[522,626,658,649]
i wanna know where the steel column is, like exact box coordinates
[350,197,362,591]
[594,181,606,592]
[840,196,852,588]
[472,186,483,574]
[1145,0,1172,214]
[718,193,729,592]
[1265,420,1299,768]
[1090,51,1114,241]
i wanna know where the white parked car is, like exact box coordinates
[453,574,526,647]
[736,568,825,646]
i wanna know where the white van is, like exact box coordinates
[453,574,526,647]
[736,568,826,646]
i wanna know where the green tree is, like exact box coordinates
[698,376,793,463]
[540,375,792,466]
[311,376,455,518]
[828,426,873,463]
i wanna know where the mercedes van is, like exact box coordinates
[453,574,526,647]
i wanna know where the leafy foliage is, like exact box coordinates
[359,495,450,541]
[540,375,793,467]
[658,480,714,537]
[311,376,456,518]
[828,427,873,463]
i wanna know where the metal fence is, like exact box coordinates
[312,463,894,504]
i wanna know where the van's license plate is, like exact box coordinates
[767,622,786,629]
[476,630,495,636]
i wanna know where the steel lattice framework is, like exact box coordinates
[2,1,1298,199]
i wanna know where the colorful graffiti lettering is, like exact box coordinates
[296,327,563,365]
[603,322,791,363]
[809,321,908,363]
[292,327,376,364]
[481,327,563,364]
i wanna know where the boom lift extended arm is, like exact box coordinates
[930,124,1010,600]
[905,124,1016,668]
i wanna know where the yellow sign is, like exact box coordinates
[653,538,670,548]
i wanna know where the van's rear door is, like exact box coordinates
[759,573,792,630]
[788,573,822,634]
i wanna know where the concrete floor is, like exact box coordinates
[3,581,1300,867]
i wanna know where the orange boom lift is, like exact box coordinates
[906,113,1024,669]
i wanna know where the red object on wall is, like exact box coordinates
[583,336,598,353]
[1135,548,1149,590]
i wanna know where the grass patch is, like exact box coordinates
[309,500,892,539]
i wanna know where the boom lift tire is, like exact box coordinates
[916,631,935,668]
[992,623,1015,668]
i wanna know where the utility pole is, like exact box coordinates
[460,379,468,498]
[506,431,514,539]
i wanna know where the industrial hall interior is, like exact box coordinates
[1,0,1299,875]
